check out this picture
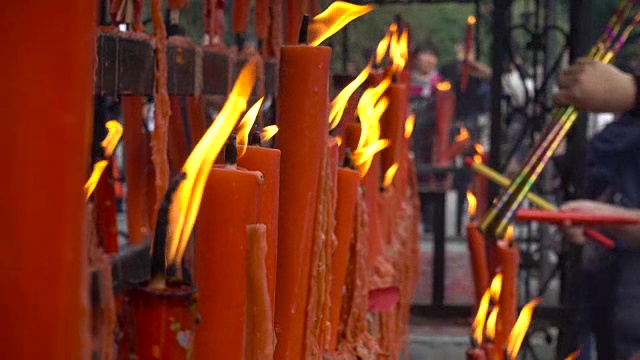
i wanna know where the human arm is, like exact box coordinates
[553,58,637,113]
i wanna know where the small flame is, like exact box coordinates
[389,26,408,73]
[472,273,503,345]
[84,160,108,200]
[260,125,279,142]
[102,120,123,157]
[308,1,375,46]
[467,190,477,218]
[374,25,395,64]
[564,348,582,360]
[165,60,257,269]
[404,113,415,139]
[489,272,503,300]
[436,81,452,92]
[382,162,399,189]
[507,298,542,360]
[455,126,470,143]
[84,120,124,200]
[485,305,499,341]
[335,136,343,146]
[352,139,390,178]
[473,143,485,164]
[505,225,515,243]
[330,63,372,130]
[236,97,265,158]
[468,16,477,25]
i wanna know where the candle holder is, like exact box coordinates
[125,282,198,360]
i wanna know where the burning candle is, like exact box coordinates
[127,283,198,359]
[467,206,490,304]
[494,230,520,353]
[461,16,476,93]
[328,167,360,350]
[1,1,95,357]
[434,81,456,165]
[237,145,281,317]
[95,162,119,254]
[255,0,270,44]
[285,0,303,45]
[506,298,542,360]
[380,82,408,176]
[232,0,251,41]
[123,97,155,246]
[194,165,263,360]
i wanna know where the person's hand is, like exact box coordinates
[468,60,492,80]
[561,200,640,247]
[553,58,636,113]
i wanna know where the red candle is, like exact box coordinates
[168,97,191,177]
[380,82,408,176]
[364,155,383,269]
[483,343,497,360]
[188,96,206,145]
[246,224,275,360]
[127,284,198,359]
[461,16,476,93]
[238,145,281,317]
[495,239,519,352]
[194,167,263,360]
[434,81,456,165]
[264,0,283,59]
[274,45,331,360]
[95,161,119,254]
[0,1,95,357]
[285,0,303,45]
[467,222,490,305]
[255,0,270,41]
[232,0,251,35]
[123,97,155,246]
[466,347,488,360]
[328,167,360,350]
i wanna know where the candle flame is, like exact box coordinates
[84,120,124,199]
[564,348,582,360]
[404,113,415,139]
[467,190,477,218]
[374,25,395,64]
[506,298,542,360]
[308,1,375,46]
[165,60,257,269]
[505,225,515,243]
[436,81,452,92]
[490,272,502,300]
[330,63,372,130]
[102,120,123,157]
[473,143,485,164]
[260,125,279,142]
[353,74,392,178]
[236,97,265,158]
[335,136,343,146]
[390,26,409,74]
[468,16,477,25]
[485,305,499,341]
[455,126,470,143]
[382,162,399,189]
[472,273,502,345]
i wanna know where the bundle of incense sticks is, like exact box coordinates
[480,0,640,239]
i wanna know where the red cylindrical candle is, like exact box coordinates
[434,83,456,165]
[274,45,331,360]
[188,96,206,145]
[364,155,383,269]
[95,161,119,254]
[467,222,490,305]
[194,167,263,360]
[461,16,476,93]
[127,284,198,359]
[238,145,281,317]
[285,0,303,45]
[168,96,190,177]
[255,0,270,40]
[328,168,360,350]
[0,1,95,358]
[495,240,520,352]
[232,0,251,34]
[380,83,408,175]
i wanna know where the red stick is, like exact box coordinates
[516,209,640,225]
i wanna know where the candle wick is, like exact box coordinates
[235,32,246,52]
[150,171,187,285]
[225,133,238,166]
[298,14,310,45]
[343,149,355,169]
[249,130,262,146]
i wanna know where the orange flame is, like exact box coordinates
[308,1,375,46]
[404,113,415,139]
[507,298,542,360]
[165,60,257,270]
[84,120,124,200]
[467,190,477,218]
[505,225,515,243]
[485,305,499,341]
[260,125,279,142]
[335,136,343,146]
[374,25,395,64]
[382,162,399,189]
[565,348,582,360]
[236,97,264,158]
[436,81,452,92]
[353,74,392,178]
[468,15,477,25]
[330,63,372,130]
[389,26,408,74]
[455,126,470,143]
[472,273,502,345]
[473,143,485,164]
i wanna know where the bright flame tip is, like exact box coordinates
[308,1,376,47]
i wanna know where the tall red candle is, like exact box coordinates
[467,222,490,305]
[95,161,119,254]
[285,0,303,45]
[433,82,456,165]
[194,167,263,360]
[380,83,408,175]
[168,97,191,177]
[256,0,270,41]
[238,145,281,317]
[364,155,383,269]
[274,45,331,360]
[232,0,251,34]
[495,240,520,352]
[328,167,360,350]
[0,1,95,358]
[461,16,476,93]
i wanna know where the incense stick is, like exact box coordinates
[480,3,640,239]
